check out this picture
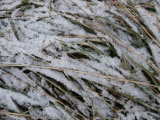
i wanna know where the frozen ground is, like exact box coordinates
[0,0,160,120]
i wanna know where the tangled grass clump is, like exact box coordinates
[0,0,160,119]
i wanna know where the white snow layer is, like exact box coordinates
[0,0,160,120]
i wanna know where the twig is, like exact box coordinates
[0,64,160,88]
[0,110,46,120]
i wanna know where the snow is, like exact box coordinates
[136,7,160,42]
[0,0,160,119]
[149,42,160,68]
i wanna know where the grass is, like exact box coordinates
[0,0,160,119]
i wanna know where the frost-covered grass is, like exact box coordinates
[0,0,160,119]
